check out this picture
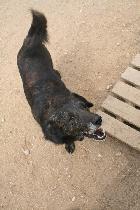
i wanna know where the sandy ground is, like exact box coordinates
[0,0,140,209]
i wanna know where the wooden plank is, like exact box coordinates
[112,81,140,107]
[102,95,140,128]
[98,111,140,151]
[121,67,140,87]
[131,54,140,68]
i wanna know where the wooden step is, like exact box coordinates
[131,54,140,69]
[102,95,140,128]
[121,67,140,88]
[112,81,140,107]
[98,111,140,151]
[99,54,140,152]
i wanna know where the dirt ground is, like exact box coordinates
[0,0,140,209]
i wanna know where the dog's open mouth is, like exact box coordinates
[85,123,106,140]
[92,127,106,140]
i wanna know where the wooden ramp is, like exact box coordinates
[99,54,140,151]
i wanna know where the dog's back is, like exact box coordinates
[17,10,70,122]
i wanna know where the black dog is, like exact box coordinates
[17,10,106,153]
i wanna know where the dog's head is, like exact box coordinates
[44,94,105,143]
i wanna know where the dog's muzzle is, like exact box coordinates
[85,123,106,140]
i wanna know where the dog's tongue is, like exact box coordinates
[93,127,106,140]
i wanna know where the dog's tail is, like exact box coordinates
[26,9,48,46]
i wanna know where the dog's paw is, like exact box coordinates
[65,143,75,154]
[78,135,84,141]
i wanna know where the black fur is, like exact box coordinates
[17,10,102,153]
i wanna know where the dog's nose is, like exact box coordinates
[95,115,102,125]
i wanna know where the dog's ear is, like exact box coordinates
[72,93,93,108]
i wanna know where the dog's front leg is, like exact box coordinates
[65,141,75,154]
